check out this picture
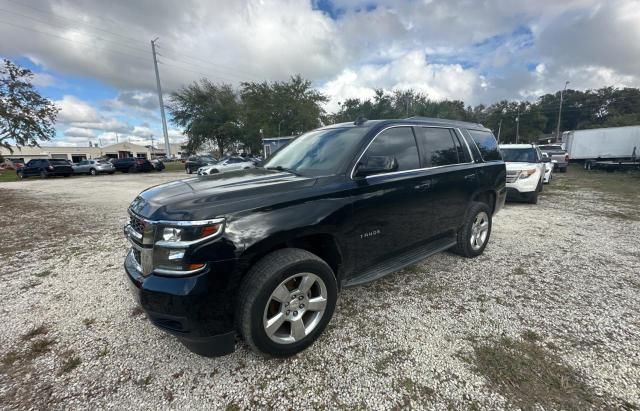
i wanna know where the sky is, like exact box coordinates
[1,0,639,147]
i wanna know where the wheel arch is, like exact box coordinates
[471,190,496,214]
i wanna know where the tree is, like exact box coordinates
[168,80,241,156]
[240,75,328,152]
[0,59,59,152]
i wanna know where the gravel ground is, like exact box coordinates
[1,169,639,410]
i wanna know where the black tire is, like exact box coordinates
[237,248,337,357]
[451,201,492,258]
[17,171,25,179]
[186,166,192,174]
[108,172,115,175]
[40,170,48,179]
[528,190,538,204]
[90,168,97,176]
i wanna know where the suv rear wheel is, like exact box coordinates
[452,202,492,258]
[237,248,337,357]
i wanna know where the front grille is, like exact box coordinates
[130,215,145,235]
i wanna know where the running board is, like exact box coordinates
[344,237,456,288]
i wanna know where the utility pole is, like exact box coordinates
[515,107,520,144]
[556,81,570,142]
[496,119,502,144]
[278,119,284,137]
[150,135,155,159]
[116,132,119,144]
[151,38,171,158]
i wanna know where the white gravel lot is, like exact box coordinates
[0,169,639,410]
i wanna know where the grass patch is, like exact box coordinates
[0,171,19,183]
[82,318,96,328]
[466,336,605,410]
[58,351,81,375]
[21,324,49,341]
[397,377,435,402]
[28,337,55,358]
[521,329,541,343]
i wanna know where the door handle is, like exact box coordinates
[414,181,431,191]
[464,173,476,180]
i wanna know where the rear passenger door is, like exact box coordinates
[414,126,477,233]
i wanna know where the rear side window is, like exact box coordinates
[49,159,69,165]
[467,129,502,161]
[363,127,420,172]
[415,127,460,167]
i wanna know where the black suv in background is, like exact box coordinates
[123,117,506,358]
[184,155,217,174]
[113,157,154,173]
[17,158,73,179]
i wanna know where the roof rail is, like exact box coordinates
[354,115,368,126]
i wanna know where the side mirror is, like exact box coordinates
[355,156,398,177]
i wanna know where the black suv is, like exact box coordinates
[123,118,506,357]
[18,158,73,179]
[113,157,154,173]
[184,155,217,174]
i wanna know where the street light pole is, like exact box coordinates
[278,119,284,137]
[556,81,570,142]
[515,107,520,144]
[496,119,502,144]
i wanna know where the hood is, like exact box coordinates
[130,168,317,221]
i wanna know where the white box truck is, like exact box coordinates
[562,125,640,160]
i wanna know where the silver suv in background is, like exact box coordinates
[73,159,115,176]
[538,144,569,172]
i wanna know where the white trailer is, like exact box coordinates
[562,125,640,160]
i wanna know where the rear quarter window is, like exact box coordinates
[467,129,502,161]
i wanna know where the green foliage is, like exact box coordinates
[240,75,328,153]
[0,59,59,152]
[168,80,240,155]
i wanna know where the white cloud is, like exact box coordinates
[55,95,100,123]
[64,127,95,138]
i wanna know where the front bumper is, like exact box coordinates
[124,250,236,356]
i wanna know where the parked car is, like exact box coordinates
[123,117,506,357]
[538,144,568,172]
[113,157,154,173]
[73,159,115,176]
[197,156,256,175]
[17,158,74,179]
[150,159,165,171]
[185,156,217,174]
[1,158,25,170]
[499,144,548,204]
[541,153,553,184]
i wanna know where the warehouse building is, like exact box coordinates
[0,142,186,163]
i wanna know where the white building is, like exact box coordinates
[1,142,186,163]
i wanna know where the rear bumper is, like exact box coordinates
[124,250,237,356]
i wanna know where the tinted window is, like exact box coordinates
[539,145,563,151]
[467,130,502,161]
[500,148,537,163]
[27,160,37,167]
[362,127,420,172]
[416,127,460,167]
[264,127,370,177]
[49,159,69,165]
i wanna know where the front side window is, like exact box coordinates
[416,127,460,167]
[468,129,502,161]
[361,127,420,172]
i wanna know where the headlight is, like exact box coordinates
[162,227,183,241]
[156,221,223,248]
[518,169,536,179]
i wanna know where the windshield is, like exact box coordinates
[500,148,537,163]
[539,145,563,151]
[263,127,368,177]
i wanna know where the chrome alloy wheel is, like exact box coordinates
[263,273,328,344]
[470,211,489,251]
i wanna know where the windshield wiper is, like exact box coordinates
[266,166,301,176]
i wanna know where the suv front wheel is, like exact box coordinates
[237,248,337,357]
[452,201,492,258]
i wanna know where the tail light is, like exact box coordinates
[565,154,570,161]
